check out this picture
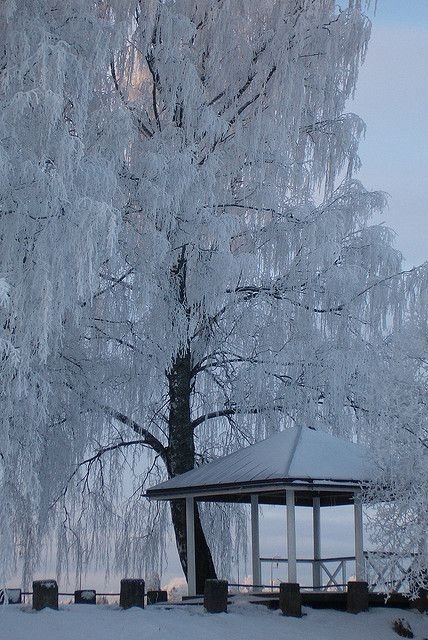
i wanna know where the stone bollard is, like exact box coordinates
[204,579,228,613]
[147,590,168,605]
[75,589,96,604]
[120,579,145,609]
[32,580,58,610]
[279,582,302,617]
[347,581,369,614]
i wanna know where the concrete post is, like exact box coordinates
[147,590,168,605]
[415,588,428,613]
[204,579,228,613]
[251,495,261,591]
[74,589,96,604]
[279,582,302,617]
[120,579,145,609]
[347,581,369,613]
[32,580,58,610]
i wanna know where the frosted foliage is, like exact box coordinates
[0,0,426,589]
[363,318,428,596]
[0,0,135,588]
[199,502,248,581]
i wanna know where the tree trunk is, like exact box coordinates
[167,350,217,593]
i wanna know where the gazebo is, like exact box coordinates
[147,426,373,596]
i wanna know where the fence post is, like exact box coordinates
[204,579,228,613]
[120,579,145,609]
[32,580,58,610]
[279,582,302,617]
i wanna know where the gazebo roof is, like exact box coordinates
[147,426,373,506]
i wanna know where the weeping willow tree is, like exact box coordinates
[1,0,426,592]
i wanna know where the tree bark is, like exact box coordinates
[167,349,217,593]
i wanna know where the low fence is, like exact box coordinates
[0,580,167,609]
[1,551,423,608]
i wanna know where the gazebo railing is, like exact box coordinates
[260,555,355,591]
[364,551,421,593]
[259,552,421,593]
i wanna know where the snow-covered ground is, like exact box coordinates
[1,601,427,640]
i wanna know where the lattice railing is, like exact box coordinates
[260,552,421,592]
[364,551,421,593]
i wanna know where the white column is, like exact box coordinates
[250,495,261,591]
[286,489,297,583]
[186,496,197,596]
[354,492,364,581]
[312,496,321,590]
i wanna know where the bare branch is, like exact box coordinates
[191,404,284,430]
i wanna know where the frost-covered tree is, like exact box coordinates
[1,0,426,593]
[57,0,403,589]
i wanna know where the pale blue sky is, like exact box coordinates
[371,0,428,26]
[349,0,428,267]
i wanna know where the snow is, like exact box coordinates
[0,602,426,640]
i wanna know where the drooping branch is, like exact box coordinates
[145,12,162,132]
[102,405,168,466]
[229,265,424,314]
[52,437,154,507]
[76,438,151,470]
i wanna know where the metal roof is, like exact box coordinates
[146,426,373,503]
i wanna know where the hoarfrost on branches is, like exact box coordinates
[0,0,426,593]
[363,311,428,596]
[0,0,135,588]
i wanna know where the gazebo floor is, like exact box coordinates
[302,591,413,611]
[181,591,414,611]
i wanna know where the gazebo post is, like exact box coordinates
[286,489,297,583]
[185,496,197,596]
[250,494,261,591]
[353,492,364,581]
[312,496,321,590]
